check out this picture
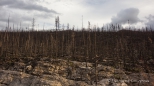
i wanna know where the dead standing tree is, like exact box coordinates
[55,16,60,58]
[71,26,75,60]
[32,18,35,31]
[86,21,92,67]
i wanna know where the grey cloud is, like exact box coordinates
[0,22,7,30]
[0,7,55,23]
[35,13,53,19]
[0,7,55,30]
[86,0,107,5]
[0,9,30,23]
[0,9,10,22]
[145,15,154,29]
[0,0,15,6]
[0,0,58,14]
[0,9,31,30]
[111,8,140,24]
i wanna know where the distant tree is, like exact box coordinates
[55,16,60,30]
[32,18,35,31]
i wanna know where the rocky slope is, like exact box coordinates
[0,57,153,86]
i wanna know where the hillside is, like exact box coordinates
[0,29,154,86]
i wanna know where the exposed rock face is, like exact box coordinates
[0,69,128,86]
[0,57,153,86]
[0,70,88,86]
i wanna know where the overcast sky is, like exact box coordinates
[0,0,154,30]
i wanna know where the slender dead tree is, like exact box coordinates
[32,18,35,31]
[62,24,65,56]
[94,25,98,86]
[55,16,60,58]
[86,21,91,67]
[7,15,10,31]
[71,25,75,59]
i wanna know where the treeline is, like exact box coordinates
[0,27,154,73]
